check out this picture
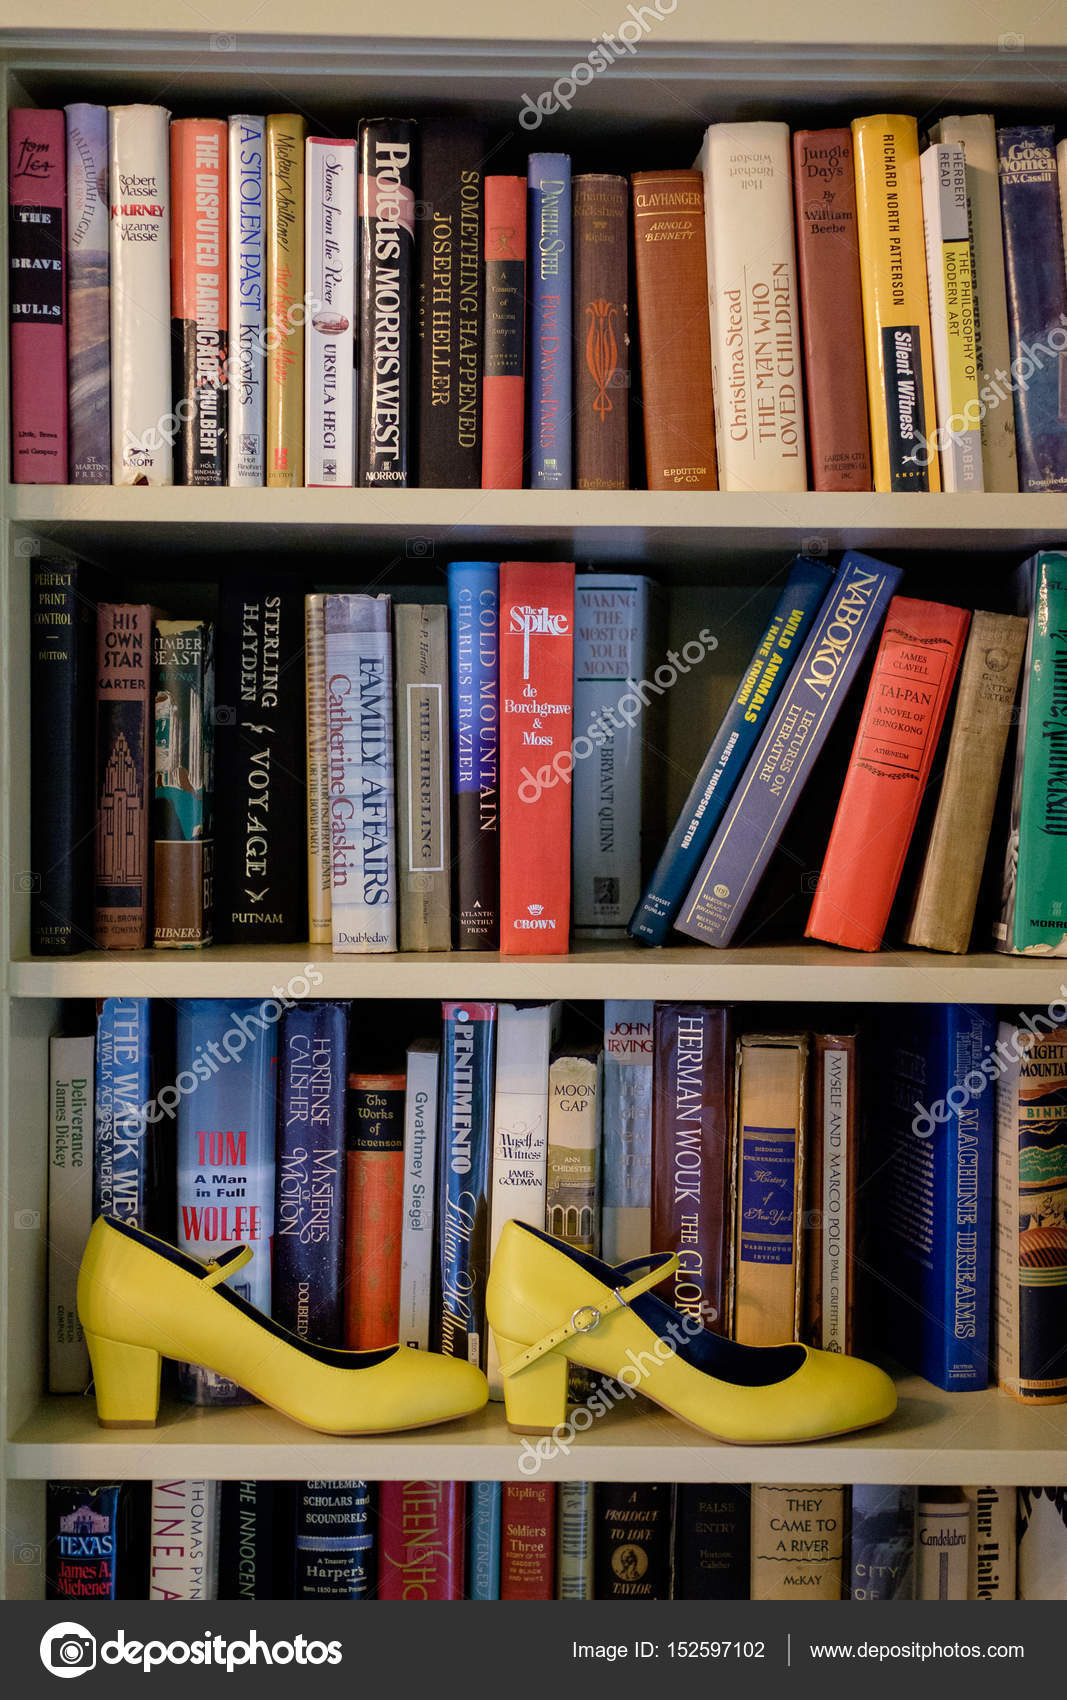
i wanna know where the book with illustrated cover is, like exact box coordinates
[65,102,110,483]
[94,603,156,949]
[1018,1487,1067,1599]
[152,618,214,948]
[594,1483,672,1600]
[47,1482,124,1601]
[849,1485,915,1600]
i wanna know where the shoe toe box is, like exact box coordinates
[394,1348,489,1428]
[797,1348,898,1439]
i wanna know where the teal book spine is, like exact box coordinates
[467,1480,501,1599]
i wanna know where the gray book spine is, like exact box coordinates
[395,604,451,950]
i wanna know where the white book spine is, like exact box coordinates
[398,1040,440,1350]
[305,136,356,486]
[305,593,332,944]
[47,1034,94,1392]
[697,120,806,491]
[227,114,266,485]
[149,1480,220,1600]
[964,1485,1017,1599]
[108,104,173,484]
[324,594,397,952]
[915,1499,971,1599]
[919,142,983,492]
[818,1041,849,1354]
[1018,1488,1067,1599]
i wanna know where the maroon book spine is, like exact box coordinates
[8,108,68,483]
[500,1483,556,1599]
[481,176,526,489]
[94,604,155,949]
[377,1481,465,1599]
[573,173,629,490]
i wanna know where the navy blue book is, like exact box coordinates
[849,1485,915,1600]
[447,562,499,949]
[528,154,572,488]
[879,1004,996,1390]
[293,1481,375,1599]
[467,1480,502,1600]
[30,557,97,954]
[997,127,1067,492]
[274,1001,348,1346]
[46,1481,123,1601]
[629,556,834,945]
[435,1000,497,1366]
[673,1484,749,1600]
[93,997,153,1227]
[219,1482,290,1600]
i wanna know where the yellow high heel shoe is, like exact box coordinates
[77,1216,488,1432]
[487,1220,897,1444]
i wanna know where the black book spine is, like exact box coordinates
[30,558,95,954]
[416,118,486,487]
[593,1482,674,1600]
[358,118,416,488]
[219,1481,289,1600]
[214,578,307,941]
[293,1481,376,1599]
[673,1484,750,1599]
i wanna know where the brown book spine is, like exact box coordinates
[573,174,629,490]
[152,618,214,948]
[500,1483,556,1599]
[631,170,717,490]
[803,1033,857,1354]
[792,129,872,491]
[94,604,155,949]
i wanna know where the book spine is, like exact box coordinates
[305,135,356,486]
[751,1485,844,1600]
[676,552,903,948]
[994,1025,1023,1396]
[499,560,575,954]
[395,603,452,949]
[1017,1488,1067,1598]
[573,174,629,490]
[293,1481,374,1599]
[323,593,397,952]
[734,1033,808,1346]
[964,1485,1016,1599]
[227,115,266,485]
[804,1033,857,1354]
[481,175,526,489]
[218,1482,281,1600]
[851,115,939,491]
[594,1483,673,1600]
[915,1495,970,1599]
[416,119,486,486]
[305,594,332,944]
[601,1001,655,1266]
[630,555,832,944]
[65,103,110,483]
[848,1485,915,1599]
[631,170,717,489]
[264,113,306,486]
[674,1484,749,1600]
[46,1481,122,1601]
[109,105,172,484]
[274,1001,348,1346]
[48,1034,94,1393]
[149,1481,219,1601]
[344,1071,406,1349]
[435,1000,496,1366]
[94,604,154,949]
[556,1481,594,1599]
[399,1040,439,1350]
[467,1481,501,1599]
[527,154,571,488]
[152,619,214,947]
[378,1481,466,1599]
[170,118,227,484]
[447,561,499,948]
[1007,555,1067,954]
[546,1050,601,1253]
[792,129,872,491]
[9,109,67,482]
[997,127,1067,491]
[501,1483,556,1600]
[30,558,95,954]
[920,143,983,491]
[357,118,415,487]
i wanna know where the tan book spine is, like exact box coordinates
[803,1032,857,1354]
[305,593,331,944]
[265,113,307,486]
[750,1485,844,1600]
[733,1033,807,1347]
[394,603,451,951]
[905,609,1027,954]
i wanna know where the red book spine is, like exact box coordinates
[377,1481,466,1599]
[806,596,971,951]
[500,1483,556,1599]
[499,561,575,954]
[94,604,155,949]
[8,109,67,483]
[344,1072,406,1348]
[481,176,526,489]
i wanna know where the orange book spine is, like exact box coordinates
[343,1071,406,1348]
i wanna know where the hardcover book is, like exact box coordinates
[594,1483,672,1601]
[601,1001,655,1267]
[527,154,572,489]
[415,119,486,488]
[394,603,451,950]
[170,118,228,484]
[344,1071,406,1349]
[435,1000,496,1367]
[501,1483,556,1600]
[46,1482,123,1602]
[447,561,499,949]
[9,108,67,483]
[93,997,153,1229]
[30,556,96,955]
[481,176,526,489]
[467,1481,502,1600]
[750,1484,844,1600]
[804,1032,857,1355]
[48,1033,94,1392]
[305,593,332,944]
[734,1032,808,1347]
[305,134,356,486]
[323,593,397,952]
[275,1001,348,1346]
[546,1048,601,1253]
[573,174,629,491]
[94,603,156,949]
[65,102,110,483]
[109,104,172,484]
[964,1485,1016,1599]
[358,117,416,488]
[227,115,266,486]
[399,1038,440,1351]
[378,1481,465,1599]
[919,142,983,490]
[218,1482,284,1601]
[557,1481,595,1600]
[149,1481,219,1601]
[152,618,214,948]
[996,126,1067,491]
[916,1490,970,1600]
[849,1485,915,1600]
[1017,1487,1067,1599]
[265,113,306,486]
[674,1484,750,1601]
[293,1482,374,1599]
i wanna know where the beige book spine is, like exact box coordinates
[265,113,306,487]
[733,1034,807,1347]
[750,1484,844,1600]
[394,604,452,951]
[305,593,331,943]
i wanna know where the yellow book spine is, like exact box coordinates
[733,1034,807,1347]
[305,593,331,943]
[265,114,306,487]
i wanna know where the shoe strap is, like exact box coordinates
[499,1251,680,1379]
[202,1246,254,1288]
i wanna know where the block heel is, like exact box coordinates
[495,1335,569,1434]
[84,1331,161,1427]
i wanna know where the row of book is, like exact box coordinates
[44,1479,1067,1601]
[47,997,1067,1409]
[11,105,1067,495]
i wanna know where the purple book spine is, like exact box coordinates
[273,1001,348,1346]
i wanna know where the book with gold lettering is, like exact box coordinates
[265,113,306,486]
[733,1033,807,1347]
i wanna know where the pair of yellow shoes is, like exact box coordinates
[77,1214,897,1444]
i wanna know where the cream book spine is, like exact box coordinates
[109,104,172,484]
[919,141,984,491]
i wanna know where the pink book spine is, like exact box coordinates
[8,109,68,482]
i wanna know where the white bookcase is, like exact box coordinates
[4,4,1067,1601]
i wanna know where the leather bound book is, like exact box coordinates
[594,1483,673,1600]
[378,1481,466,1599]
[481,177,526,489]
[500,1483,555,1599]
[733,1033,808,1348]
[9,108,68,483]
[573,174,629,490]
[631,170,717,490]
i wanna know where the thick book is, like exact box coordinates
[93,997,153,1229]
[804,1032,857,1355]
[557,1481,595,1600]
[152,618,214,948]
[546,1048,601,1253]
[323,593,397,952]
[378,1481,465,1599]
[697,121,806,491]
[46,1482,123,1602]
[48,1033,94,1393]
[109,105,172,484]
[964,1485,1016,1600]
[149,1481,219,1601]
[734,1032,808,1347]
[916,1491,970,1600]
[227,115,266,486]
[498,560,575,954]
[467,1481,502,1600]
[920,142,983,491]
[344,1071,406,1349]
[218,1482,284,1600]
[501,1484,556,1600]
[481,176,526,489]
[215,576,307,943]
[1017,1487,1067,1599]
[573,174,629,491]
[880,1003,996,1390]
[415,118,486,487]
[9,108,67,483]
[527,154,572,488]
[630,555,832,945]
[398,1038,439,1351]
[601,1001,655,1267]
[651,1004,734,1334]
[435,1000,496,1366]
[676,552,904,949]
[294,1482,374,1599]
[358,118,415,487]
[265,113,306,486]
[305,134,356,486]
[849,1485,916,1600]
[274,1001,348,1346]
[305,593,331,944]
[751,1485,844,1600]
[170,118,228,485]
[674,1484,749,1600]
[852,115,939,491]
[996,127,1067,491]
[593,1483,672,1601]
[792,129,872,491]
[905,609,1026,953]
[395,603,451,949]
[447,561,499,949]
[806,596,970,952]
[631,170,717,490]
[30,556,96,955]
[65,103,110,483]
[94,604,155,950]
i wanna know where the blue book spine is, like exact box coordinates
[528,154,572,488]
[849,1485,916,1599]
[447,562,500,949]
[274,1001,348,1346]
[293,1481,374,1599]
[467,1480,502,1599]
[675,551,904,948]
[630,556,834,944]
[218,1481,284,1600]
[175,997,277,1405]
[997,127,1067,492]
[435,1000,497,1365]
[92,997,151,1226]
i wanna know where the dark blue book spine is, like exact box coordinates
[629,556,834,944]
[447,562,499,949]
[467,1480,502,1599]
[92,997,151,1225]
[997,127,1067,492]
[293,1481,375,1599]
[849,1485,915,1599]
[528,154,572,488]
[435,1000,497,1365]
[31,558,96,954]
[46,1481,122,1601]
[675,551,904,948]
[218,1481,286,1600]
[673,1484,749,1600]
[274,1001,348,1346]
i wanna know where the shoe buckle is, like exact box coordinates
[570,1304,601,1334]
